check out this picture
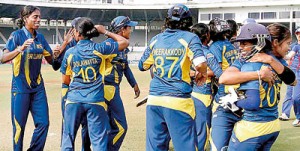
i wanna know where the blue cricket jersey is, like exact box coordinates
[60,39,119,103]
[139,28,205,98]
[5,27,53,93]
[104,41,137,87]
[239,59,282,122]
[209,39,238,102]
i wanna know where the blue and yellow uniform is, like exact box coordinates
[228,58,282,151]
[139,28,205,151]
[6,27,52,151]
[60,38,119,151]
[191,45,223,150]
[58,38,91,151]
[209,39,240,151]
[104,45,137,150]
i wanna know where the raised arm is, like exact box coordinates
[95,25,129,51]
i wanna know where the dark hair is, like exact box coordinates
[190,23,209,43]
[226,19,238,40]
[75,17,99,39]
[267,23,291,44]
[17,5,40,29]
[164,17,193,31]
[208,19,226,42]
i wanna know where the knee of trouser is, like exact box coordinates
[38,120,50,129]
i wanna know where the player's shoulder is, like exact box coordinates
[8,29,23,39]
[209,41,221,50]
[242,62,263,71]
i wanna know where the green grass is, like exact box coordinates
[0,64,298,150]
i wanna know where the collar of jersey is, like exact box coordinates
[165,28,182,32]
[77,39,92,45]
[22,27,39,39]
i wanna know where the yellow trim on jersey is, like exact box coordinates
[66,54,73,76]
[61,88,68,98]
[113,118,125,145]
[204,123,210,150]
[212,101,219,114]
[114,69,119,84]
[234,119,280,142]
[43,49,51,57]
[93,51,117,83]
[142,40,156,70]
[221,45,229,70]
[65,99,108,111]
[191,92,212,107]
[89,101,108,111]
[24,53,31,87]
[104,58,113,76]
[178,38,193,83]
[224,84,240,94]
[104,85,115,102]
[37,74,41,85]
[143,53,154,70]
[147,95,195,119]
[259,85,266,107]
[14,117,21,144]
[13,53,22,77]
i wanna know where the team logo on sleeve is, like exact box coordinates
[106,42,111,46]
[206,53,214,59]
[37,44,43,49]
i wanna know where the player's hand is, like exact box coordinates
[64,28,75,44]
[248,53,273,64]
[95,25,106,34]
[219,87,240,112]
[260,66,276,86]
[134,84,140,99]
[20,38,34,51]
[195,71,207,86]
[53,45,61,59]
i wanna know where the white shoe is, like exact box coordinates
[279,113,289,121]
[292,119,300,127]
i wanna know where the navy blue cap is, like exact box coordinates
[110,16,138,33]
[71,17,81,28]
[167,4,192,21]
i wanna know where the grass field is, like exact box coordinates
[0,64,299,151]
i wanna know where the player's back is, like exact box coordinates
[210,40,239,102]
[149,29,200,98]
[239,61,281,122]
[63,39,118,103]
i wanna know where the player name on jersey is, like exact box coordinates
[152,48,184,56]
[73,58,98,68]
[27,53,44,59]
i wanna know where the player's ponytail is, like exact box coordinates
[18,5,40,29]
[75,17,99,39]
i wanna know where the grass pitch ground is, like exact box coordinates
[0,64,298,150]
